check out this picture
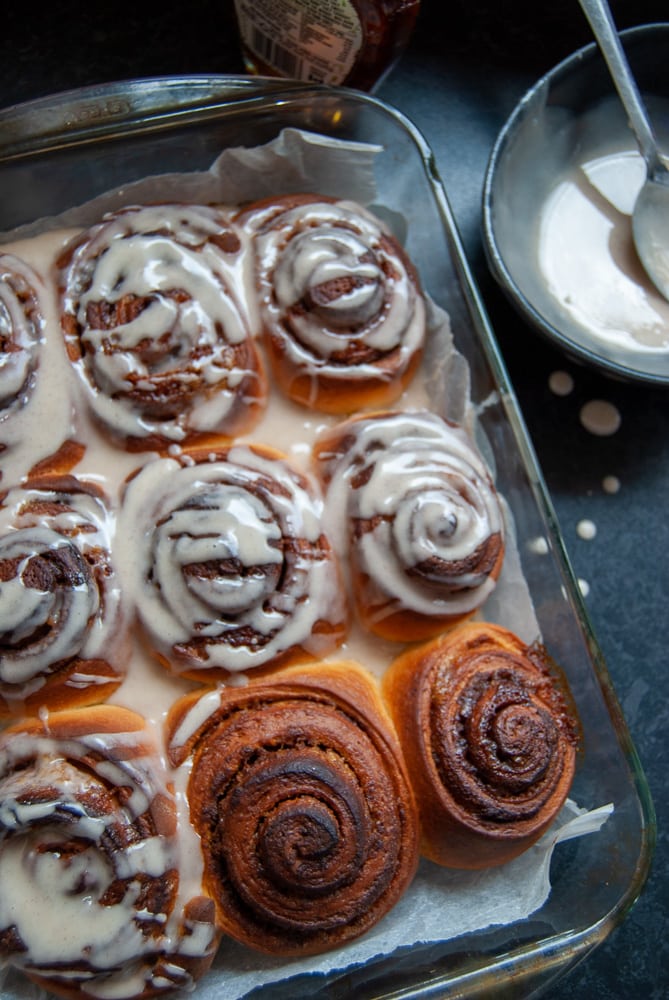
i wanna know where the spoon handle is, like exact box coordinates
[578,0,665,178]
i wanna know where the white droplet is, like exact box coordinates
[548,370,574,396]
[527,536,549,555]
[603,474,621,494]
[577,519,597,540]
[579,399,621,436]
[578,578,590,597]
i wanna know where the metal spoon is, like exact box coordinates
[578,0,669,300]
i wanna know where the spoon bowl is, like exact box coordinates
[632,171,669,301]
[578,0,669,301]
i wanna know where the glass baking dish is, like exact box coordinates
[0,77,655,999]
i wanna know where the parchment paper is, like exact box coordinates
[0,127,613,1000]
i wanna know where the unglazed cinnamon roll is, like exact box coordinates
[166,660,419,956]
[120,442,348,681]
[0,474,128,716]
[0,705,219,999]
[237,193,426,412]
[0,253,43,448]
[57,203,267,451]
[314,409,505,641]
[382,622,579,869]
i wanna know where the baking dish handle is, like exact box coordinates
[0,75,306,156]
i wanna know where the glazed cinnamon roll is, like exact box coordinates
[58,203,267,451]
[166,660,419,956]
[314,409,505,641]
[237,193,426,412]
[0,705,220,999]
[0,253,43,441]
[120,442,347,681]
[0,474,128,716]
[382,622,579,869]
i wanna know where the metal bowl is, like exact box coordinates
[482,23,669,385]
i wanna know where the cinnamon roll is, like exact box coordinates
[0,474,128,716]
[314,409,505,641]
[0,705,219,999]
[120,442,348,681]
[237,193,426,412]
[382,622,579,869]
[0,253,43,443]
[58,203,267,451]
[166,660,419,956]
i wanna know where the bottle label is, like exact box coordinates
[234,0,363,85]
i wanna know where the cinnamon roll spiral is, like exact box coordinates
[382,622,579,869]
[238,194,426,412]
[0,474,128,716]
[0,706,219,999]
[58,203,267,450]
[120,442,347,681]
[167,661,419,956]
[0,253,42,430]
[314,409,505,641]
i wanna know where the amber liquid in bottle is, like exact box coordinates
[233,0,421,91]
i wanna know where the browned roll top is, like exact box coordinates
[167,661,420,956]
[382,622,579,869]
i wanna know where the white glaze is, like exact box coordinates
[0,254,42,412]
[538,128,669,354]
[0,528,99,684]
[579,399,622,436]
[119,443,347,674]
[247,197,425,390]
[59,204,265,444]
[0,234,77,488]
[548,370,574,397]
[316,409,504,623]
[576,519,597,541]
[0,476,128,705]
[603,474,621,494]
[0,724,217,997]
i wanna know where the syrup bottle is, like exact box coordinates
[232,0,421,92]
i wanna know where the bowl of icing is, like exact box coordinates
[482,22,669,384]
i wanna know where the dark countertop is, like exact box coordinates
[1,2,667,997]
